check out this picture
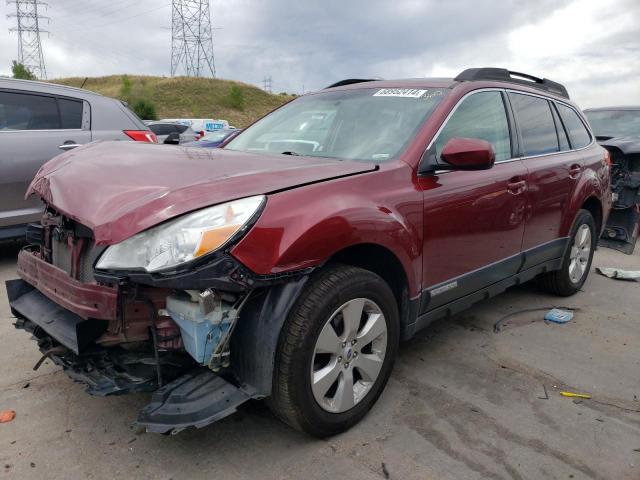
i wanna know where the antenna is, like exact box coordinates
[171,0,216,77]
[7,0,49,79]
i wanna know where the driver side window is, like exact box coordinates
[435,91,512,162]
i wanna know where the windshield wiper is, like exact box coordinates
[280,151,300,156]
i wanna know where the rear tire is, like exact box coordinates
[537,209,596,296]
[269,264,399,437]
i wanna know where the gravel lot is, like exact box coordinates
[1,242,638,480]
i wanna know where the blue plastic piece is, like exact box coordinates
[544,308,573,324]
[169,313,230,364]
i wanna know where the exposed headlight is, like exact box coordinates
[96,195,265,272]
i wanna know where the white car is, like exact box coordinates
[160,118,230,138]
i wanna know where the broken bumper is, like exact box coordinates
[16,248,118,320]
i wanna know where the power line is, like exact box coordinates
[7,0,49,79]
[171,0,216,77]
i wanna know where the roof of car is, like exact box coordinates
[323,68,571,100]
[584,106,640,112]
[0,77,105,97]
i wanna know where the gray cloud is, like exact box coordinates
[1,0,638,107]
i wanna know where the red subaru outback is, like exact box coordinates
[7,68,611,437]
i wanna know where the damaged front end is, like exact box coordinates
[598,137,640,254]
[6,207,310,434]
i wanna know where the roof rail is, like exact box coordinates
[325,78,378,89]
[454,68,569,99]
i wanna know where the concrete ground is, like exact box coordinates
[0,242,638,480]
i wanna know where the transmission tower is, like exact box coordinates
[7,0,48,79]
[263,75,272,93]
[171,0,216,77]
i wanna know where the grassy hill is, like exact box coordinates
[52,75,295,128]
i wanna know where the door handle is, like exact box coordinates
[569,164,582,178]
[58,143,83,151]
[507,179,527,195]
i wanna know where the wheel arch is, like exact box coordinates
[582,196,603,236]
[329,243,419,338]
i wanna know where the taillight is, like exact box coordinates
[124,130,157,143]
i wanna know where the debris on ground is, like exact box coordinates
[538,385,549,400]
[560,391,592,399]
[381,462,390,479]
[596,267,640,281]
[0,410,16,423]
[493,306,579,332]
[544,308,574,324]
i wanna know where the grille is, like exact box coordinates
[51,235,106,283]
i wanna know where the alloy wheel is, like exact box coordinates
[568,224,591,283]
[310,298,387,413]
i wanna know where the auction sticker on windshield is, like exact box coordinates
[373,88,428,98]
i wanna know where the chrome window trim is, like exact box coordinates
[0,128,85,133]
[506,89,595,157]
[423,87,596,176]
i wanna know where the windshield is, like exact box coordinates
[202,130,233,142]
[584,109,640,138]
[226,87,447,162]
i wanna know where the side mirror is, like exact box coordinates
[439,137,495,170]
[164,132,181,145]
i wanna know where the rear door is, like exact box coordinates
[0,90,91,230]
[418,90,528,310]
[509,92,580,259]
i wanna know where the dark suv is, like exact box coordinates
[6,68,610,437]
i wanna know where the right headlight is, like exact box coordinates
[95,195,265,272]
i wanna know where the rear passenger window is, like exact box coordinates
[0,91,59,130]
[435,91,512,162]
[58,98,83,129]
[556,103,591,149]
[510,93,559,156]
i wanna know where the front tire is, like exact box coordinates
[269,264,399,437]
[538,209,596,296]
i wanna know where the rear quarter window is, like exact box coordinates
[557,103,592,149]
[510,93,559,156]
[58,97,83,129]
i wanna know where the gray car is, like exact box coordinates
[0,78,155,240]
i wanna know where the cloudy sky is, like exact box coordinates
[1,0,639,107]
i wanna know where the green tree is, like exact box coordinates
[228,85,245,110]
[11,61,36,80]
[132,99,157,120]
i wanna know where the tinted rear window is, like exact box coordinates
[510,93,559,156]
[58,98,83,129]
[175,124,189,133]
[0,91,59,130]
[149,124,175,136]
[557,103,591,149]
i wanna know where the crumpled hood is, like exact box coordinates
[28,141,376,245]
[598,135,640,155]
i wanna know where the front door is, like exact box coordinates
[417,90,528,311]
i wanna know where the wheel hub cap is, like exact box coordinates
[310,298,387,413]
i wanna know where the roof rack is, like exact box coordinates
[454,68,569,99]
[325,78,378,89]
